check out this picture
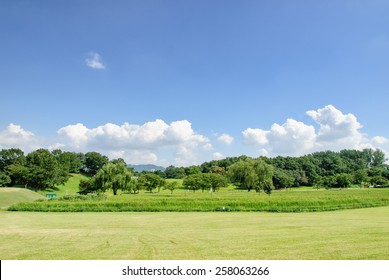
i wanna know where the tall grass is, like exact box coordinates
[8,189,389,212]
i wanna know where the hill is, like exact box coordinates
[128,164,166,172]
[0,188,44,209]
[38,173,90,197]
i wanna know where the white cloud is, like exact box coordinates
[372,136,389,145]
[266,119,316,155]
[85,52,105,70]
[306,105,362,142]
[217,133,234,145]
[58,123,90,149]
[203,143,214,150]
[0,123,41,152]
[259,148,269,157]
[57,119,209,165]
[213,152,224,160]
[242,128,269,145]
[242,105,388,156]
[243,119,316,155]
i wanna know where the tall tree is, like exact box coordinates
[371,149,386,167]
[10,149,68,191]
[53,150,84,173]
[228,158,273,193]
[0,148,26,171]
[84,152,109,175]
[227,159,258,192]
[0,172,11,187]
[92,161,133,195]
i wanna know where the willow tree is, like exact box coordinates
[93,161,132,195]
[227,158,273,193]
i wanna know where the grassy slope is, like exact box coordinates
[38,173,89,197]
[0,188,44,209]
[1,206,389,260]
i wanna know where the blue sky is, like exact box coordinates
[1,0,389,166]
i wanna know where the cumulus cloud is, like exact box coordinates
[202,143,214,150]
[57,119,209,165]
[217,133,234,145]
[213,152,224,160]
[267,119,316,154]
[243,119,315,156]
[372,136,389,145]
[85,52,105,70]
[0,123,41,151]
[242,128,269,145]
[306,105,362,143]
[242,105,387,156]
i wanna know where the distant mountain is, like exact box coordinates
[128,164,166,172]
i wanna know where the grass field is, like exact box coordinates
[1,207,389,260]
[0,188,44,209]
[9,188,389,212]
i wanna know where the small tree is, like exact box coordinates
[370,176,388,187]
[164,181,179,194]
[335,173,352,189]
[137,173,165,193]
[183,174,203,192]
[206,173,228,192]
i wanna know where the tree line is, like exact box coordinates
[1,147,388,195]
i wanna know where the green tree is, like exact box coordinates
[227,158,273,193]
[335,173,353,189]
[165,165,186,179]
[0,148,26,185]
[321,175,337,190]
[183,174,203,192]
[209,166,226,176]
[227,159,258,192]
[353,169,369,185]
[52,150,84,173]
[370,176,388,187]
[185,165,202,176]
[164,181,179,194]
[127,178,141,194]
[0,148,26,171]
[12,149,68,191]
[206,173,228,192]
[320,173,352,189]
[371,149,386,167]
[78,178,99,194]
[0,172,11,187]
[137,173,165,193]
[272,168,295,190]
[92,161,133,195]
[6,164,29,186]
[84,152,109,175]
[253,159,274,193]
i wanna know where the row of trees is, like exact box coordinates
[1,147,388,193]
[78,161,231,195]
[164,149,389,189]
[0,148,109,190]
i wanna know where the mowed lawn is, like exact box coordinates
[0,188,44,210]
[1,207,389,260]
